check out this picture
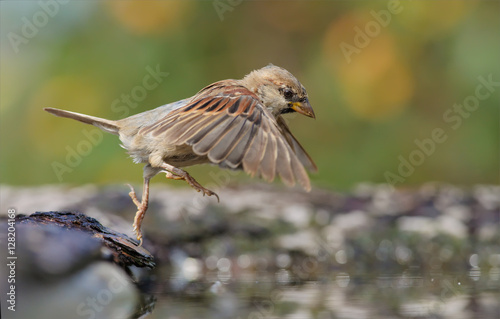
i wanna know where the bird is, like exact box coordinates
[44,64,317,245]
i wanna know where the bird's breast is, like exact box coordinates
[159,143,209,167]
[122,133,208,168]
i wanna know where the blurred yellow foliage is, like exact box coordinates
[256,1,318,33]
[107,0,191,35]
[398,0,472,38]
[0,1,497,188]
[27,76,105,156]
[323,11,413,120]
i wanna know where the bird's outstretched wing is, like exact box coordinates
[139,81,315,191]
[276,116,317,173]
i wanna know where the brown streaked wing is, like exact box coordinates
[190,115,239,155]
[140,82,312,190]
[259,132,277,182]
[242,126,266,176]
[275,138,294,187]
[276,116,317,172]
[223,118,257,168]
[290,152,311,191]
[202,117,249,164]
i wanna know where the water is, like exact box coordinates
[1,184,498,318]
[141,271,499,318]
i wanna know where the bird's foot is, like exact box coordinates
[164,171,220,202]
[127,183,141,207]
[132,209,145,246]
[127,183,148,246]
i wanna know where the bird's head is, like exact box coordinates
[242,64,315,119]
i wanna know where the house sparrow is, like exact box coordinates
[44,64,317,245]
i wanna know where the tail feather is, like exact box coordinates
[44,107,120,135]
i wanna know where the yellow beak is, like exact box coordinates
[291,99,315,119]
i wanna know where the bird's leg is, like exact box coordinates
[127,176,150,246]
[160,162,220,202]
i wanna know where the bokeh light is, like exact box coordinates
[0,0,498,189]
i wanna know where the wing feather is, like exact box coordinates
[139,81,314,190]
[224,120,256,167]
[242,125,266,176]
[290,152,311,191]
[259,133,277,182]
[275,138,294,187]
[276,116,317,172]
[191,115,238,154]
[206,117,250,164]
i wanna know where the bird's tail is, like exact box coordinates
[44,107,120,135]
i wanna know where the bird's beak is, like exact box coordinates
[291,99,315,119]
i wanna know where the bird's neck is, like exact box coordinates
[241,72,287,118]
[241,71,263,95]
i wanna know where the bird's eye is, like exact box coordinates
[283,88,294,100]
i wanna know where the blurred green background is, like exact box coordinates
[1,0,499,190]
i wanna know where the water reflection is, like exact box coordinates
[2,184,498,318]
[139,247,500,319]
[144,271,498,319]
[136,183,499,318]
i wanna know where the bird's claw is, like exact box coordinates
[203,189,220,202]
[184,175,219,202]
[127,184,141,207]
[127,183,148,247]
[132,220,143,246]
[164,169,219,202]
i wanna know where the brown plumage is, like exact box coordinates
[44,64,317,245]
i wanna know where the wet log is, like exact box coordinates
[17,211,155,269]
